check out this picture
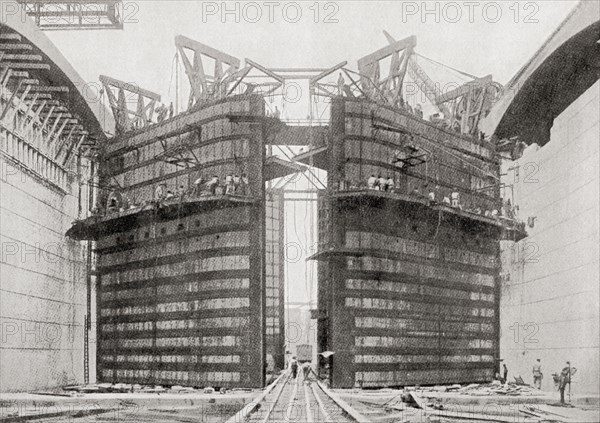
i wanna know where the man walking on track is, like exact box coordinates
[302,361,311,380]
[290,356,298,378]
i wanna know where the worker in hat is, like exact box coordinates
[559,361,572,404]
[532,359,543,390]
[289,356,298,379]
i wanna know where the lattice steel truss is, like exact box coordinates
[99,75,160,135]
[0,30,98,165]
[175,35,284,108]
[17,0,124,30]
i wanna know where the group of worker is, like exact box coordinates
[533,359,577,405]
[404,102,424,119]
[500,359,576,405]
[194,173,250,196]
[155,102,174,123]
[101,173,251,215]
[161,174,250,200]
[364,177,465,209]
[367,175,395,191]
[362,177,520,222]
[288,353,574,405]
[417,185,461,208]
[288,356,313,380]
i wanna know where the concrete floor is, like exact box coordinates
[0,391,253,422]
[338,388,600,423]
[1,387,598,422]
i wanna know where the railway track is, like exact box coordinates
[29,371,372,423]
[230,370,372,423]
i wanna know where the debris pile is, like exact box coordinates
[358,382,599,423]
[397,379,538,397]
[455,381,538,396]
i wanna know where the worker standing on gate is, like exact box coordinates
[378,175,387,191]
[503,363,509,384]
[533,358,543,390]
[451,191,460,208]
[386,175,395,192]
[337,73,345,95]
[290,356,298,379]
[225,175,234,195]
[206,175,219,195]
[233,174,241,194]
[415,103,423,119]
[367,175,377,190]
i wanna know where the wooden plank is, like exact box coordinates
[0,79,22,120]
[46,112,73,119]
[0,44,33,50]
[317,381,374,423]
[372,412,406,420]
[9,71,30,78]
[224,372,287,423]
[427,408,540,423]
[407,392,428,409]
[261,374,295,423]
[24,93,40,115]
[0,34,22,41]
[1,54,42,61]
[24,93,53,100]
[0,69,12,88]
[30,85,69,93]
[2,62,50,70]
[20,78,40,85]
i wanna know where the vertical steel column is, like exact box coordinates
[84,159,97,385]
[247,96,267,387]
[328,97,355,388]
[277,188,286,371]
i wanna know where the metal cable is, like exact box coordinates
[414,52,479,80]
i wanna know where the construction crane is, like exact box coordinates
[99,75,161,135]
[382,31,451,119]
[435,74,502,136]
[382,31,502,136]
[175,35,285,109]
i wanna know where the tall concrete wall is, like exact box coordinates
[499,81,599,394]
[0,16,109,392]
[0,155,89,392]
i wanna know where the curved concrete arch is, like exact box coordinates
[480,1,599,145]
[2,12,115,139]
